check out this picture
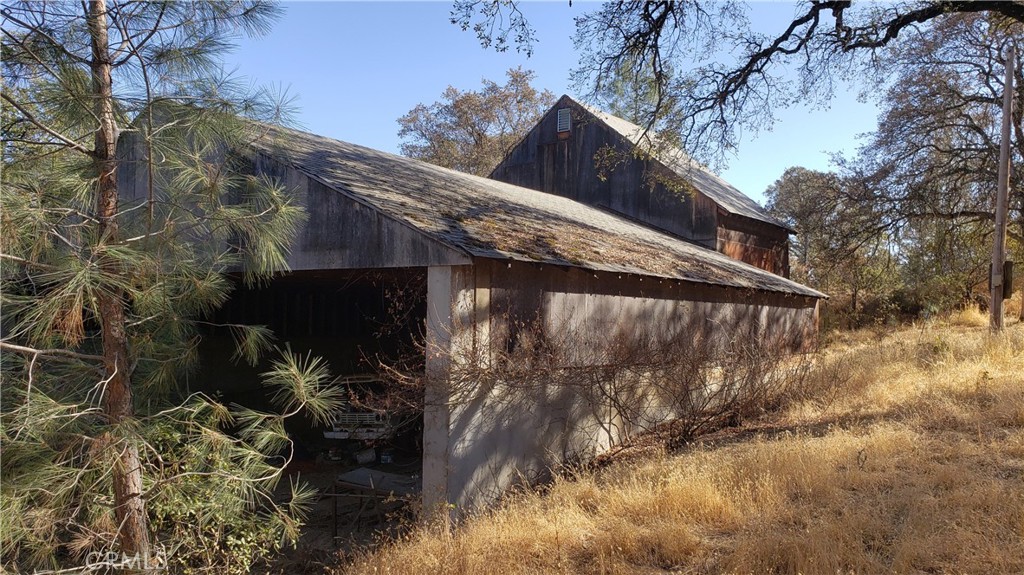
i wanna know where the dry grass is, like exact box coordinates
[947,304,990,328]
[342,318,1024,575]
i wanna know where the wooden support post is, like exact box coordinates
[422,266,454,519]
[421,265,477,520]
[992,45,1014,332]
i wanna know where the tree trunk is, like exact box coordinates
[851,286,859,319]
[88,0,151,556]
[1019,219,1024,322]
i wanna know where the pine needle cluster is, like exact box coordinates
[2,2,342,572]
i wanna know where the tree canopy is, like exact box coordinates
[765,167,898,325]
[762,11,1024,319]
[397,67,555,176]
[455,1,1024,165]
[852,13,1023,244]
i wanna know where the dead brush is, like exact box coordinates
[341,321,1024,575]
[366,300,828,460]
[948,303,989,327]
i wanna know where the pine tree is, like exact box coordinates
[1,2,341,571]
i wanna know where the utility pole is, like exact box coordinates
[991,44,1013,332]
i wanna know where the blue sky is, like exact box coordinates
[227,1,880,204]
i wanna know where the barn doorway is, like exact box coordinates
[192,267,428,539]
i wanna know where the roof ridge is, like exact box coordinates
[557,96,793,232]
[249,122,824,299]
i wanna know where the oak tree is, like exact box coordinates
[845,13,1023,313]
[397,67,555,176]
[765,167,897,325]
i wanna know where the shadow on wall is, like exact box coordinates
[448,303,816,510]
[373,270,818,512]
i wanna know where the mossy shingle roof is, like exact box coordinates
[252,124,823,298]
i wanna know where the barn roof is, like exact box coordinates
[563,96,794,232]
[250,124,823,298]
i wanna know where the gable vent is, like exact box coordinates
[556,108,571,133]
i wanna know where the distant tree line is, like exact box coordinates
[766,13,1023,327]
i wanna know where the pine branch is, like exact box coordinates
[0,253,60,270]
[109,1,168,67]
[0,92,95,156]
[0,340,105,362]
[0,8,91,64]
[0,26,103,125]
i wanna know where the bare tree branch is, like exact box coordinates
[0,92,94,156]
[1,340,106,363]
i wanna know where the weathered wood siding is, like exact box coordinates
[250,152,470,270]
[717,212,791,277]
[430,258,819,511]
[491,101,717,248]
[116,134,469,270]
[483,259,815,365]
[491,98,793,272]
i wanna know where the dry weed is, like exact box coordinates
[1005,289,1023,319]
[342,321,1024,575]
[948,304,989,327]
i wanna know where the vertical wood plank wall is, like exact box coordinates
[433,258,819,512]
[490,99,791,276]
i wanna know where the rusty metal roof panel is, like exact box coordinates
[251,124,824,298]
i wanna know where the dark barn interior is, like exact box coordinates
[192,267,427,450]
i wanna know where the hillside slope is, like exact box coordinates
[345,317,1024,575]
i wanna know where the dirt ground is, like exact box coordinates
[265,442,422,573]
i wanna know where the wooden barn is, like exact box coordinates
[491,95,793,277]
[119,121,825,513]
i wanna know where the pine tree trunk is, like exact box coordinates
[88,0,151,556]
